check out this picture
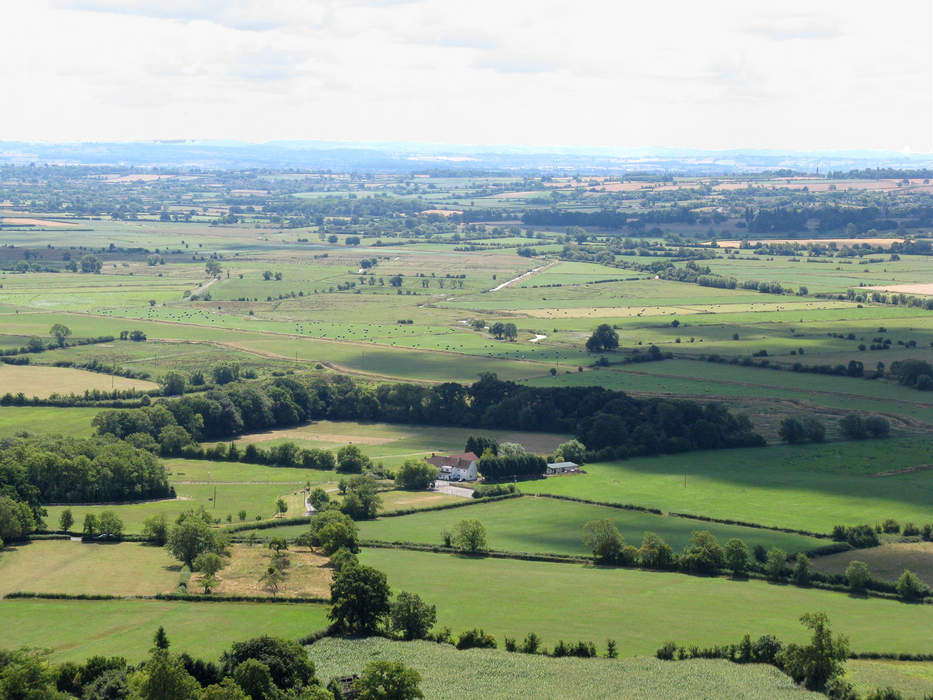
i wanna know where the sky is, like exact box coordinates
[1,0,931,152]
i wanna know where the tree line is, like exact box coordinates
[92,373,764,461]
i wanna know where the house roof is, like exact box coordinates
[427,452,478,469]
[547,461,579,469]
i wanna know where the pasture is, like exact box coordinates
[355,496,828,555]
[359,548,933,656]
[517,438,933,533]
[0,598,330,663]
[307,637,821,700]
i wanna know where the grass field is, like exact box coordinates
[0,363,158,398]
[307,637,821,700]
[0,540,179,596]
[355,496,827,555]
[0,598,330,663]
[0,406,98,437]
[358,548,933,656]
[517,437,933,533]
[846,659,933,699]
[811,542,933,587]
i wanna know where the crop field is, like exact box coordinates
[517,437,933,533]
[355,496,828,554]
[307,637,822,700]
[811,542,933,587]
[0,598,330,663]
[0,406,98,437]
[0,363,158,398]
[359,548,933,656]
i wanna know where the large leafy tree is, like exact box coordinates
[166,510,217,569]
[354,661,423,700]
[777,612,849,692]
[329,564,391,635]
[389,592,437,641]
[585,324,619,352]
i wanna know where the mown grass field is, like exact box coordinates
[0,406,98,437]
[517,437,933,533]
[307,637,821,700]
[355,496,827,555]
[0,598,330,663]
[0,363,158,398]
[359,548,933,656]
[0,540,179,596]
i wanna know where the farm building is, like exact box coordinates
[546,461,579,475]
[427,452,479,482]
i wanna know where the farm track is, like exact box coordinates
[489,261,557,291]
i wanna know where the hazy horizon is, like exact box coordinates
[2,1,931,152]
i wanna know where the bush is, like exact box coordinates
[456,628,496,650]
[895,570,926,602]
[846,560,871,593]
[395,459,439,490]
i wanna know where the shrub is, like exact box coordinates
[895,570,926,602]
[456,629,496,650]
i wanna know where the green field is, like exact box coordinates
[0,598,330,663]
[307,637,821,700]
[517,437,933,533]
[0,406,98,437]
[846,659,933,699]
[355,496,827,555]
[358,548,933,656]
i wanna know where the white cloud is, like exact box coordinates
[0,0,929,151]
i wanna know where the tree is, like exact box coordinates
[305,510,359,555]
[232,660,276,700]
[389,275,403,287]
[778,418,807,444]
[82,513,99,539]
[275,498,288,516]
[262,271,273,281]
[260,566,285,596]
[395,459,439,490]
[863,415,890,438]
[308,487,330,512]
[765,548,787,581]
[98,511,124,539]
[839,414,866,439]
[59,508,74,532]
[354,660,423,700]
[205,260,222,277]
[80,255,103,273]
[135,649,200,700]
[166,512,216,568]
[452,519,487,555]
[160,372,186,396]
[154,626,170,650]
[792,553,812,586]
[846,560,870,593]
[337,444,370,473]
[389,591,437,641]
[638,532,675,569]
[680,530,725,574]
[489,322,505,339]
[0,649,60,699]
[49,323,71,347]
[340,477,381,520]
[221,636,315,692]
[555,439,585,465]
[329,564,391,635]
[724,538,749,576]
[0,497,35,541]
[583,519,625,565]
[895,569,926,601]
[143,514,169,546]
[200,677,249,700]
[194,552,226,577]
[502,323,518,341]
[777,612,849,692]
[585,324,619,353]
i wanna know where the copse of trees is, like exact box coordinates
[0,434,171,507]
[478,453,547,481]
[93,372,764,462]
[395,459,439,490]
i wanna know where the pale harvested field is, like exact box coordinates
[1,217,78,227]
[864,283,933,296]
[190,544,332,599]
[0,364,158,398]
[420,209,463,216]
[717,238,904,249]
[518,300,853,318]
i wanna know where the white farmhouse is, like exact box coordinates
[427,452,479,482]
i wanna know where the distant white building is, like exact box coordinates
[427,452,479,482]
[546,461,579,475]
